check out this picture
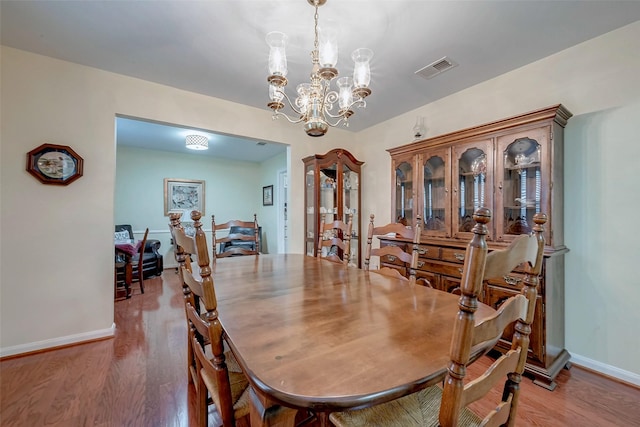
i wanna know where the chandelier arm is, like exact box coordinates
[322,115,346,128]
[272,110,306,124]
[277,89,305,116]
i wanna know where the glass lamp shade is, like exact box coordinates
[266,31,288,76]
[269,84,284,102]
[352,48,373,88]
[318,24,338,68]
[337,76,353,109]
[185,134,209,150]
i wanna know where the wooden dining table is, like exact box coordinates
[212,254,497,426]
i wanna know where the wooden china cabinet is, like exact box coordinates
[303,149,363,267]
[384,105,572,390]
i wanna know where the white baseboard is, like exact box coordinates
[0,323,115,358]
[570,353,640,387]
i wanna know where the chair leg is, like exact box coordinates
[137,260,145,294]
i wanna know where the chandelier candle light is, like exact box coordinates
[266,0,373,137]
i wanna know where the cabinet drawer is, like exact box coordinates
[416,245,440,260]
[416,259,464,278]
[486,272,527,291]
[485,285,544,364]
[441,247,467,264]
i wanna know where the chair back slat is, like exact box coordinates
[462,349,521,406]
[484,233,540,280]
[472,295,527,346]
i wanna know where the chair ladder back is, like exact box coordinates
[212,214,260,261]
[187,210,236,427]
[364,214,421,283]
[317,213,353,265]
[169,213,192,274]
[439,209,547,427]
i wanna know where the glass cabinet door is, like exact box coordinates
[452,139,493,239]
[495,127,549,242]
[343,165,359,266]
[305,164,316,256]
[319,163,338,225]
[394,158,414,226]
[421,149,450,237]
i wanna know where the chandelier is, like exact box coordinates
[266,0,373,137]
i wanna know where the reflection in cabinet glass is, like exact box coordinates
[423,155,447,233]
[303,149,363,267]
[394,160,413,225]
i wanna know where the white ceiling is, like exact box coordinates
[3,1,640,162]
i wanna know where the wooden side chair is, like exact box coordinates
[317,213,353,265]
[181,210,251,426]
[169,212,202,387]
[212,214,260,261]
[364,214,421,282]
[114,227,149,298]
[330,208,547,427]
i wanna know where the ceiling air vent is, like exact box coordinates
[415,56,458,80]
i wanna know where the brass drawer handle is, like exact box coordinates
[503,275,521,286]
[418,261,425,268]
[458,268,463,275]
[454,253,465,261]
[418,248,428,255]
[387,255,396,262]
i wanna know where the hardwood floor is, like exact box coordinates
[1,271,638,426]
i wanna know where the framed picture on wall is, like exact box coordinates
[263,185,274,206]
[26,143,84,186]
[164,178,205,216]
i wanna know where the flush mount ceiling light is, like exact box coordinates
[185,134,209,150]
[266,0,373,137]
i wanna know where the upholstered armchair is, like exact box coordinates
[115,224,163,278]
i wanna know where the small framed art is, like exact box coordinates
[263,185,274,206]
[26,143,84,185]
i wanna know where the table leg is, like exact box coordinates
[249,387,297,427]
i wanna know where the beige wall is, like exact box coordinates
[2,21,639,384]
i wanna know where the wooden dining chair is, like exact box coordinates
[364,214,421,282]
[180,210,251,426]
[114,228,149,297]
[212,214,260,261]
[317,213,353,265]
[330,208,547,427]
[170,211,208,391]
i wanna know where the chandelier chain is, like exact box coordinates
[313,1,320,55]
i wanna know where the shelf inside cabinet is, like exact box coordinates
[504,162,541,171]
